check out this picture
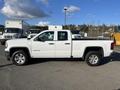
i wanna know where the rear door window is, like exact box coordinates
[58,31,68,41]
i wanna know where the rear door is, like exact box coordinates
[55,31,72,58]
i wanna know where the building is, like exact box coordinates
[48,25,63,30]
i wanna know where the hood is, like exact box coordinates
[6,38,30,48]
[7,38,28,43]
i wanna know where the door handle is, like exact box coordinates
[65,43,70,45]
[49,43,54,45]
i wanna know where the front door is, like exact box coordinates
[31,31,55,58]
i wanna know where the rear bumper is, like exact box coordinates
[5,51,10,61]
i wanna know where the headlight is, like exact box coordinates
[13,35,16,38]
[1,35,4,39]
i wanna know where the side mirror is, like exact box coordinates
[27,37,31,40]
[27,35,32,40]
[27,35,36,40]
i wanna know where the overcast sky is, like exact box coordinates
[0,0,120,25]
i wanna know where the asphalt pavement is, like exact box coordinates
[1,44,120,90]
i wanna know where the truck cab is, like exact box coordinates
[3,28,22,38]
[1,28,27,45]
[0,20,29,45]
[30,30,72,58]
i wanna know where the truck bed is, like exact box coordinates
[72,37,111,40]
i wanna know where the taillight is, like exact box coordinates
[111,42,115,50]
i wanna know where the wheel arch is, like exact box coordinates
[83,47,104,60]
[9,47,31,58]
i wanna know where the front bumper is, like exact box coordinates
[5,51,10,61]
[0,38,8,41]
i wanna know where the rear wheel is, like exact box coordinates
[11,50,28,66]
[85,51,102,66]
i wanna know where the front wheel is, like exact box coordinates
[11,50,28,66]
[85,51,102,66]
[1,41,5,45]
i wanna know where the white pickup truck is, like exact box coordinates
[5,30,114,66]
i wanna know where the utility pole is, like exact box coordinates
[64,7,67,25]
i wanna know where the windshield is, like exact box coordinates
[5,28,21,33]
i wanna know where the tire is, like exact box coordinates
[85,51,102,66]
[11,50,28,66]
[1,41,5,45]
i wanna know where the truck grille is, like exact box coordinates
[4,36,13,39]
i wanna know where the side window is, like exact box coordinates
[36,31,54,41]
[58,31,68,41]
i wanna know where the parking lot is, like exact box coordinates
[1,44,120,90]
